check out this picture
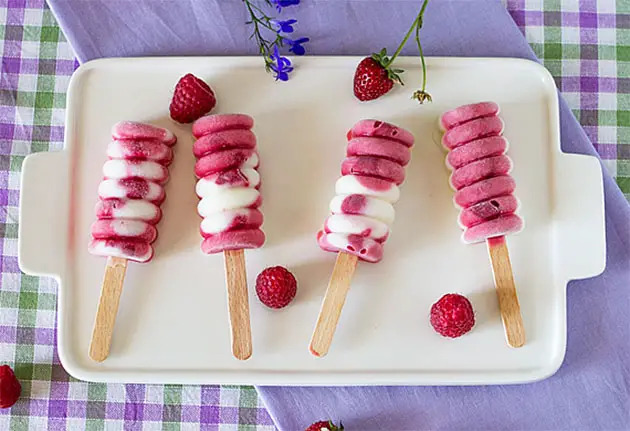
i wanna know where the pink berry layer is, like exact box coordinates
[201,229,265,254]
[192,114,254,138]
[347,119,414,147]
[440,101,500,130]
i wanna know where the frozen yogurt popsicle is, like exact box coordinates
[440,102,525,348]
[193,114,265,254]
[440,103,523,243]
[192,113,263,360]
[317,120,413,264]
[311,119,414,357]
[89,122,176,262]
[88,121,176,362]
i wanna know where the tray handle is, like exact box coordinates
[18,151,69,277]
[552,152,606,282]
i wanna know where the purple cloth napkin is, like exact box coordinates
[47,0,630,429]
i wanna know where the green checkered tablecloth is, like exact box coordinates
[515,1,629,196]
[0,0,628,430]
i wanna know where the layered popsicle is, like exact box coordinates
[311,119,415,356]
[440,102,523,243]
[193,114,265,253]
[192,114,264,360]
[89,121,176,262]
[440,102,525,347]
[317,119,414,263]
[88,121,176,361]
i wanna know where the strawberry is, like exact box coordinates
[0,365,21,409]
[305,420,344,431]
[430,293,475,338]
[169,73,216,123]
[353,0,432,103]
[255,266,297,309]
[353,52,403,102]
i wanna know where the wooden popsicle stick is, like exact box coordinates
[310,252,359,357]
[223,249,253,361]
[487,236,526,348]
[89,256,128,362]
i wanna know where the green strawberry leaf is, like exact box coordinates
[387,68,405,86]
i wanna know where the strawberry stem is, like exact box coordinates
[383,0,430,69]
[383,17,419,68]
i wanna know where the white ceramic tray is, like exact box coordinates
[18,56,605,385]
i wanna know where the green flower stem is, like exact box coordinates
[243,0,288,70]
[248,1,277,31]
[415,20,427,93]
[244,0,271,62]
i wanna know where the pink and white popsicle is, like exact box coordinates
[88,121,176,262]
[193,114,264,254]
[440,102,525,347]
[192,113,262,360]
[311,120,414,357]
[317,119,414,263]
[88,121,176,362]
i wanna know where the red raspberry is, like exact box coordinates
[169,74,216,123]
[255,266,297,309]
[0,365,21,408]
[430,294,475,338]
[305,420,344,431]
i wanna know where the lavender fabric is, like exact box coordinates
[47,0,630,429]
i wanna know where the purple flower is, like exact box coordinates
[269,45,294,81]
[244,0,307,81]
[271,0,300,11]
[287,37,309,55]
[271,19,298,33]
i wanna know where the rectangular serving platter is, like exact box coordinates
[18,56,605,385]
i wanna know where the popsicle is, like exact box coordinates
[88,121,177,361]
[310,119,414,357]
[440,102,525,347]
[192,114,264,360]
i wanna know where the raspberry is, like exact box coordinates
[169,74,216,123]
[430,294,475,338]
[0,365,21,408]
[255,266,297,309]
